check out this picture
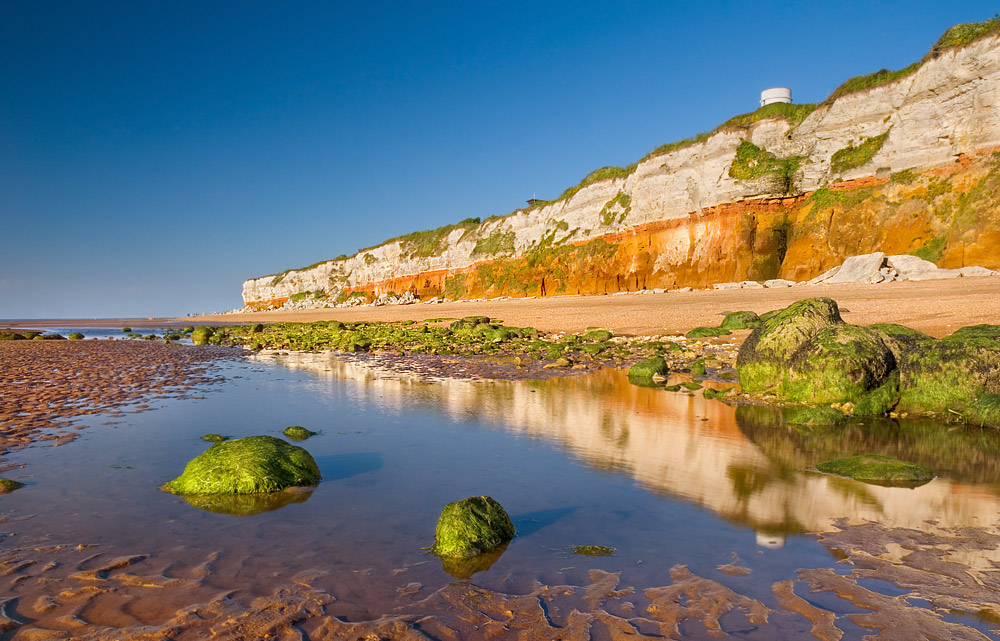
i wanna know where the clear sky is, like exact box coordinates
[2,1,996,319]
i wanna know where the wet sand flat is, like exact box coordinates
[0,340,228,455]
[195,277,1000,337]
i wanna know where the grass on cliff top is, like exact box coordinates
[825,16,1000,103]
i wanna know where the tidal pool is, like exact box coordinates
[2,352,999,639]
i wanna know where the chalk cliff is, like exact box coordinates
[242,22,1000,309]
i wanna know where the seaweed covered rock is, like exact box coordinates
[283,425,316,440]
[737,298,895,404]
[450,316,492,331]
[201,433,227,443]
[432,496,515,559]
[0,331,25,340]
[965,394,1000,429]
[582,329,613,342]
[894,330,1000,415]
[190,327,215,346]
[0,478,24,494]
[573,545,616,556]
[164,435,321,495]
[628,356,669,381]
[720,311,761,330]
[68,333,84,340]
[686,326,732,338]
[816,454,934,486]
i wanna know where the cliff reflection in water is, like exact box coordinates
[256,353,1000,543]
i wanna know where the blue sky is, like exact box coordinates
[1,1,996,318]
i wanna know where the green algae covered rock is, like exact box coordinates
[190,327,215,345]
[583,329,613,342]
[894,331,1000,415]
[816,454,934,486]
[0,478,24,494]
[737,298,895,404]
[964,394,1000,429]
[164,436,321,495]
[68,333,84,340]
[450,316,491,331]
[686,326,732,338]
[853,371,901,416]
[283,425,316,441]
[432,496,515,559]
[0,331,25,340]
[628,356,668,380]
[573,545,616,556]
[200,433,227,443]
[720,310,761,330]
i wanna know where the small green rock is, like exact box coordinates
[816,454,934,486]
[164,435,321,495]
[121,327,132,332]
[201,433,227,443]
[690,359,707,376]
[283,425,317,440]
[572,545,616,556]
[432,496,515,559]
[628,357,669,379]
[681,381,702,391]
[0,478,24,494]
[582,330,613,342]
[719,311,761,330]
[686,326,732,338]
[68,333,84,340]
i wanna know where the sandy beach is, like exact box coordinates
[193,278,1000,338]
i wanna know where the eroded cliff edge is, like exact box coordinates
[243,24,1000,310]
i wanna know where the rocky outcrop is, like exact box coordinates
[242,27,1000,309]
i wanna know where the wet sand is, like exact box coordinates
[0,340,229,456]
[194,277,1000,338]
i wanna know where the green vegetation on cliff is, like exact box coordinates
[728,141,803,194]
[830,131,890,173]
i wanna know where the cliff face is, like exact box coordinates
[243,32,1000,309]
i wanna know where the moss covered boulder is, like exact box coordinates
[450,316,491,331]
[963,394,1000,429]
[737,299,895,404]
[0,478,24,494]
[190,327,215,345]
[816,454,934,486]
[164,436,321,495]
[283,425,316,440]
[628,356,669,381]
[893,330,1000,415]
[0,331,25,340]
[431,496,515,559]
[720,310,761,330]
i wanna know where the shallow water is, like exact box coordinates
[3,352,1000,637]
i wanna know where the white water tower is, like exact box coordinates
[760,87,792,107]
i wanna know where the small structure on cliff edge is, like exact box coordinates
[760,87,792,106]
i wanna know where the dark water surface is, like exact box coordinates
[3,352,1000,635]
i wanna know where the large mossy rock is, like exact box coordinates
[164,436,321,495]
[885,328,1000,415]
[432,496,515,559]
[816,454,934,487]
[737,299,895,404]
